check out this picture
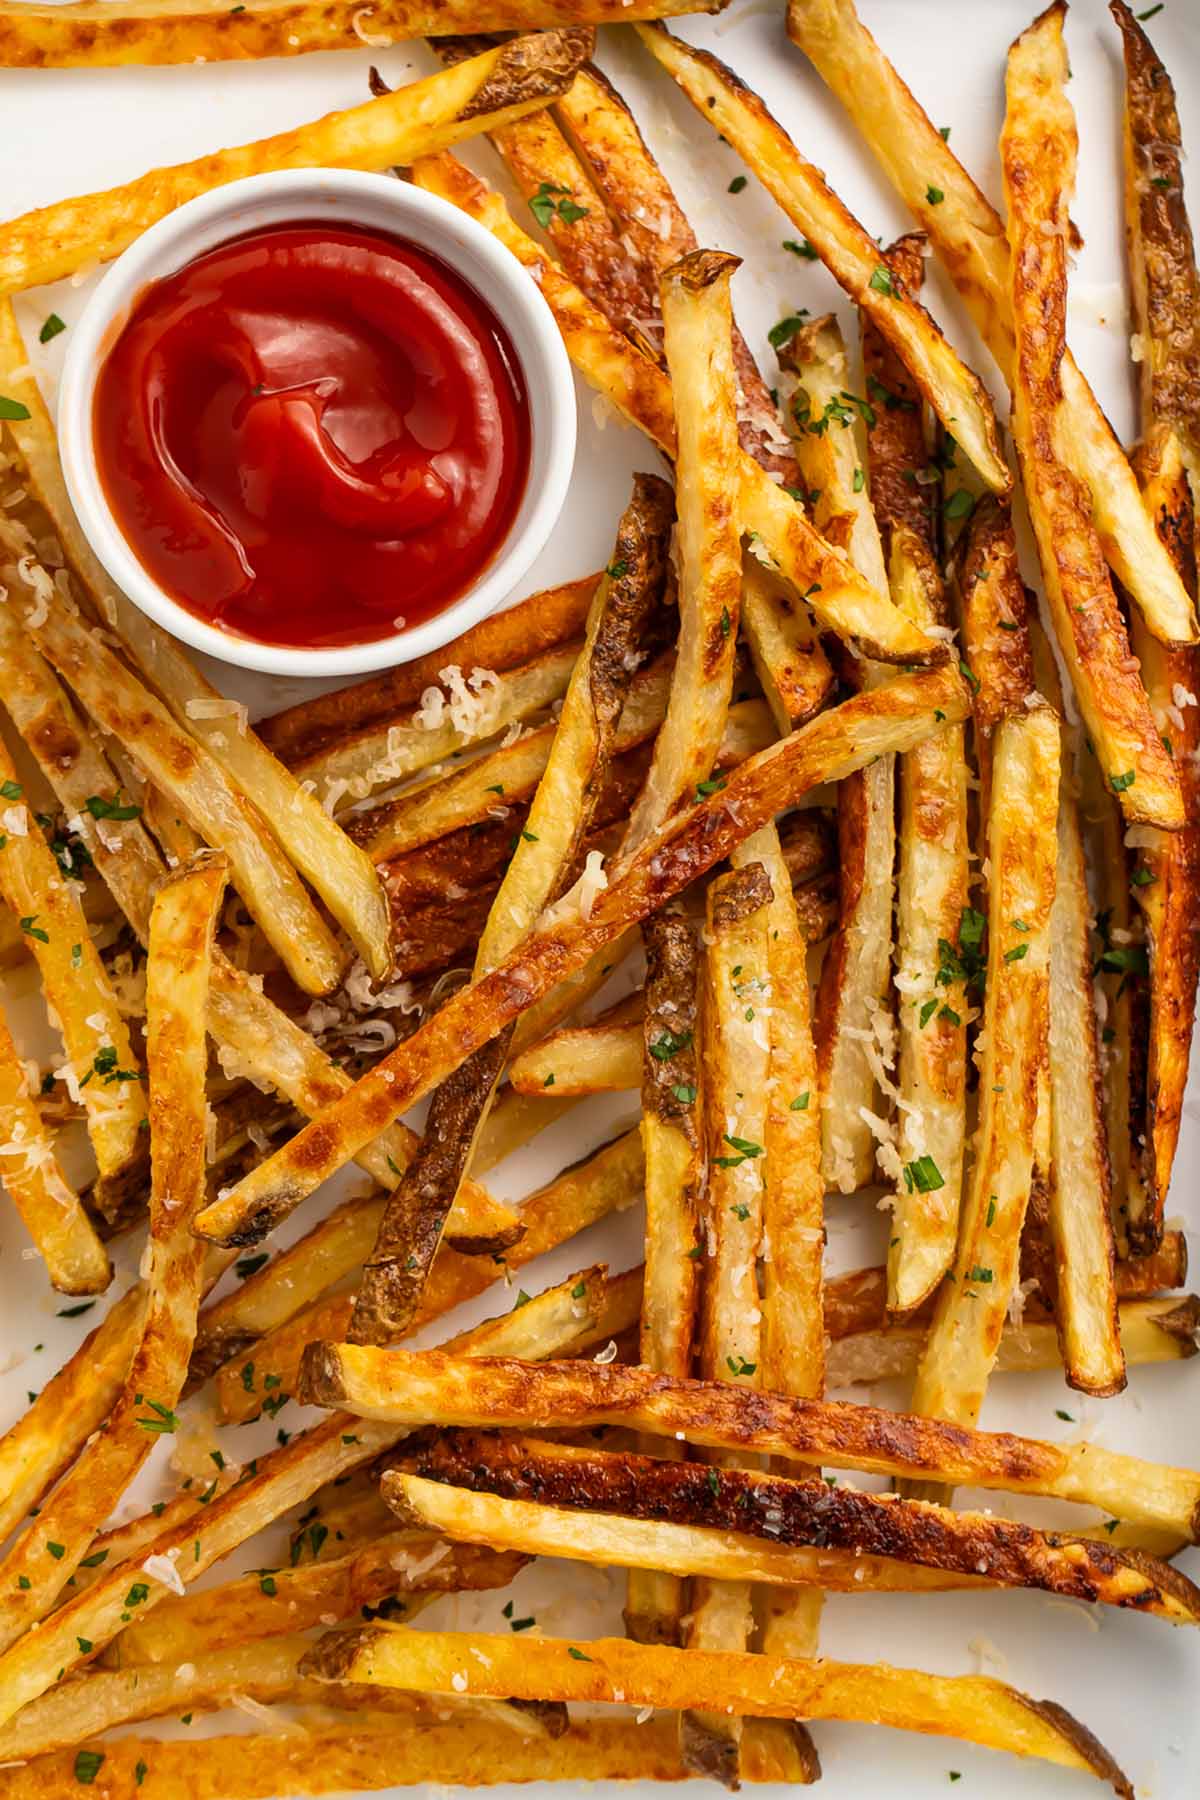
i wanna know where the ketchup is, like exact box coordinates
[93,222,531,650]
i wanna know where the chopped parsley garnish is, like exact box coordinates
[868,265,896,296]
[19,916,48,943]
[0,397,31,421]
[768,311,810,348]
[39,313,66,344]
[726,1354,757,1377]
[903,1155,944,1194]
[85,792,141,821]
[782,239,818,261]
[966,1266,994,1284]
[529,182,588,228]
[74,1750,105,1785]
[789,1091,810,1110]
[926,185,945,205]
[649,1028,692,1062]
[605,559,628,581]
[672,1083,697,1105]
[714,1132,764,1168]
[136,1399,177,1434]
[944,488,975,521]
[566,1646,592,1661]
[728,175,748,194]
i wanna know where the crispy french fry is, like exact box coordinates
[195,665,968,1248]
[0,735,145,1184]
[1001,8,1181,829]
[0,0,722,66]
[677,862,772,1781]
[302,1345,1200,1540]
[830,1294,1200,1390]
[5,556,344,996]
[786,0,1198,649]
[0,1715,810,1798]
[390,1436,1200,1621]
[547,61,833,729]
[626,254,743,847]
[413,151,937,666]
[950,495,1035,792]
[0,857,225,1656]
[106,1537,524,1668]
[1027,631,1124,1394]
[908,707,1058,1433]
[302,1625,1131,1791]
[0,995,108,1292]
[261,575,595,765]
[0,1267,599,1730]
[0,32,593,295]
[862,248,969,1312]
[351,477,670,1342]
[627,908,700,1656]
[214,1129,644,1422]
[635,23,1008,495]
[824,1239,1189,1342]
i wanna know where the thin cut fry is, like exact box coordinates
[509,1000,642,1097]
[786,0,1198,648]
[0,31,593,295]
[0,1268,598,1730]
[350,476,670,1341]
[908,707,1058,1432]
[950,495,1035,789]
[0,1716,815,1798]
[626,253,743,847]
[195,664,967,1247]
[0,855,225,1657]
[301,1345,1200,1539]
[635,23,1008,495]
[389,1437,1200,1620]
[0,733,145,1183]
[1001,9,1181,827]
[412,151,937,666]
[0,0,724,66]
[862,247,969,1312]
[830,1294,1200,1389]
[0,995,107,1292]
[302,1625,1131,1792]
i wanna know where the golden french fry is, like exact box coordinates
[786,0,1198,649]
[1001,7,1182,828]
[301,1625,1131,1791]
[0,32,593,294]
[301,1344,1200,1541]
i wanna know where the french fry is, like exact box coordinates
[1001,7,1182,829]
[413,151,938,666]
[1123,435,1200,1243]
[1025,629,1124,1394]
[908,707,1058,1434]
[950,495,1035,790]
[508,997,642,1097]
[0,858,225,1658]
[547,61,834,729]
[0,31,593,294]
[824,1237,1189,1342]
[631,907,701,1647]
[302,1625,1131,1791]
[390,1436,1200,1621]
[673,862,772,1781]
[635,23,1008,496]
[214,1129,644,1422]
[302,1345,1200,1539]
[298,641,583,812]
[786,0,1198,649]
[0,734,145,1185]
[0,0,724,67]
[862,243,969,1312]
[105,1537,525,1668]
[829,1294,1200,1390]
[260,575,596,765]
[0,1267,600,1730]
[779,317,895,1198]
[1112,7,1200,1227]
[195,664,968,1248]
[0,1716,809,1799]
[621,251,743,851]
[0,995,108,1292]
[350,477,670,1342]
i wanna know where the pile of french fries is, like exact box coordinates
[0,0,1196,1793]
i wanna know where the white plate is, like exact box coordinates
[0,3,1196,1798]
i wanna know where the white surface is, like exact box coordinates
[57,165,578,677]
[0,3,1197,1798]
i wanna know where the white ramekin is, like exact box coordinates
[57,168,577,679]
